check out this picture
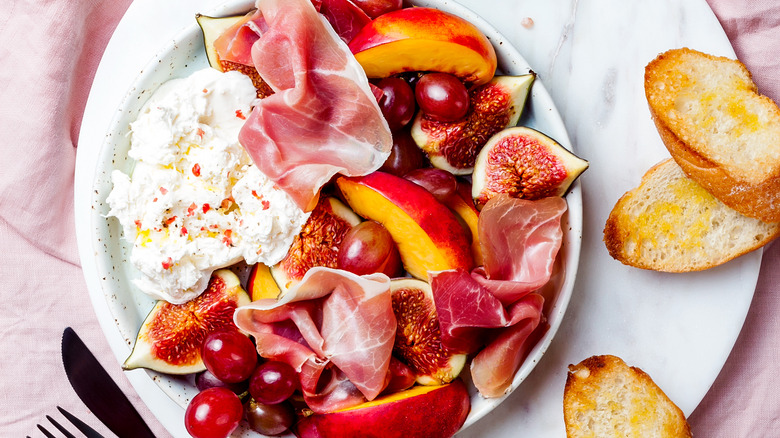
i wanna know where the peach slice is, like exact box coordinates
[442,180,483,266]
[295,380,470,438]
[348,7,497,85]
[247,263,281,301]
[336,171,474,280]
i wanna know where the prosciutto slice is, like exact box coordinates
[478,195,567,304]
[430,194,567,397]
[212,10,267,66]
[238,0,392,211]
[234,267,396,412]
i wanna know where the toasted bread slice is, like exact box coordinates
[645,47,780,223]
[604,159,780,272]
[564,355,691,438]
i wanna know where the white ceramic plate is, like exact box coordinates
[76,0,580,435]
[75,0,757,437]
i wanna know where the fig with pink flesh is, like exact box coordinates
[271,197,361,293]
[472,126,588,209]
[390,278,466,386]
[410,74,535,175]
[123,269,251,374]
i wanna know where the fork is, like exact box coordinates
[31,406,105,438]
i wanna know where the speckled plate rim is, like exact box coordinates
[74,0,582,436]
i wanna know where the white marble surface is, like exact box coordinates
[457,1,753,437]
[74,0,756,437]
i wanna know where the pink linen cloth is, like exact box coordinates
[688,1,780,436]
[0,0,170,436]
[0,0,776,437]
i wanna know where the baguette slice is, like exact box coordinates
[564,355,691,438]
[604,159,780,272]
[645,47,780,223]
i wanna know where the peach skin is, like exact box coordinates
[348,7,497,85]
[336,171,474,280]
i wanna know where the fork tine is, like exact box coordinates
[46,414,77,438]
[36,424,56,438]
[56,406,106,438]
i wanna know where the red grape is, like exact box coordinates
[195,369,249,394]
[244,398,295,436]
[403,168,458,203]
[415,72,470,121]
[249,361,298,405]
[337,221,402,277]
[382,357,416,395]
[201,330,258,383]
[379,128,426,176]
[375,77,416,130]
[184,387,243,438]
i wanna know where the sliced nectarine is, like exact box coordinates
[295,380,470,438]
[247,263,281,301]
[348,7,497,85]
[336,171,474,280]
[442,180,483,266]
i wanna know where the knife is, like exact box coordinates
[61,327,157,438]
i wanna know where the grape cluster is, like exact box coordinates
[375,71,471,177]
[184,330,298,438]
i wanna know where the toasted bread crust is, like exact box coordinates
[645,47,780,222]
[564,355,692,438]
[603,159,780,272]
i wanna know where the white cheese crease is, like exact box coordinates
[106,68,309,304]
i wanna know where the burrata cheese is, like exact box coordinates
[107,68,309,304]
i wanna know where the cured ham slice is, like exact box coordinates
[478,194,567,304]
[234,267,396,412]
[430,194,567,397]
[238,0,392,211]
[213,10,267,66]
[469,296,547,398]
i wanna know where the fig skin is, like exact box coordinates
[411,74,535,175]
[123,269,251,374]
[390,278,466,386]
[271,197,361,292]
[471,126,589,209]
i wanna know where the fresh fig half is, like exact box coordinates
[410,74,535,175]
[390,278,466,386]
[123,269,251,374]
[270,197,361,294]
[472,126,588,209]
[196,14,242,70]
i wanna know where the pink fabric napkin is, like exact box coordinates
[689,1,780,436]
[0,0,170,436]
[0,0,777,437]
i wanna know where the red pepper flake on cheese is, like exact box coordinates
[235,109,246,120]
[159,187,168,195]
[164,216,177,226]
[187,203,198,216]
[196,128,205,139]
[262,200,271,210]
[134,220,142,229]
[181,227,188,236]
[162,257,173,270]
[202,203,211,213]
[192,163,201,177]
[223,229,233,246]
